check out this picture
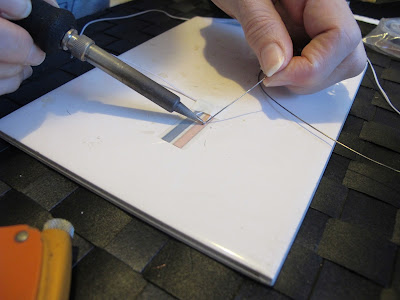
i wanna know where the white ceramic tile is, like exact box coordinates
[0,17,364,285]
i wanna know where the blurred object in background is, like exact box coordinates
[357,0,399,3]
[54,0,133,19]
[350,0,400,19]
[363,18,400,59]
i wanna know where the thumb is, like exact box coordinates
[0,0,59,20]
[0,0,32,19]
[235,0,293,77]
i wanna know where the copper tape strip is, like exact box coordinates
[173,113,210,148]
[162,113,211,149]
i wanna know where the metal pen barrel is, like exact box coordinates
[62,30,181,113]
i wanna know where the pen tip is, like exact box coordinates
[196,115,205,125]
[175,102,204,124]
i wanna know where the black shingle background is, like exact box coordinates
[0,1,399,299]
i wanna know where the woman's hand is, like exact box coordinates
[212,0,367,94]
[0,0,58,95]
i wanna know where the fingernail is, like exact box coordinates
[2,0,32,19]
[21,0,32,18]
[262,79,272,87]
[47,0,59,8]
[261,43,284,77]
[26,44,46,66]
[262,78,277,88]
[22,66,33,80]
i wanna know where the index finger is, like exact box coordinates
[267,0,364,88]
[0,18,45,65]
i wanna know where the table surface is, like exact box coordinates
[0,1,399,299]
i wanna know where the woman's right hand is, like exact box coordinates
[0,0,58,95]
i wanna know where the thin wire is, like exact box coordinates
[367,58,400,116]
[258,73,400,173]
[80,10,400,119]
[80,10,399,172]
[80,9,190,35]
[205,75,267,123]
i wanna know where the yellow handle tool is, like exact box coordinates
[0,219,74,300]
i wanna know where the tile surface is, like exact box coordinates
[0,0,399,298]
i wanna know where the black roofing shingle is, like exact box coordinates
[357,20,377,36]
[0,147,49,191]
[0,189,53,229]
[136,283,177,300]
[76,10,112,33]
[341,115,365,136]
[381,289,400,300]
[393,212,400,246]
[131,0,170,11]
[140,20,183,37]
[347,160,400,193]
[349,86,376,121]
[135,9,175,23]
[0,180,10,196]
[143,240,243,300]
[274,243,322,300]
[374,107,400,129]
[361,142,400,171]
[103,39,139,55]
[334,132,367,160]
[234,279,290,300]
[382,61,400,84]
[361,64,384,90]
[317,219,397,286]
[343,169,400,208]
[365,49,392,69]
[321,153,351,183]
[70,247,147,300]
[390,250,400,292]
[371,91,394,111]
[51,187,132,247]
[22,169,78,210]
[84,31,119,49]
[341,189,398,240]
[381,81,400,111]
[360,121,400,153]
[72,233,94,267]
[104,20,149,39]
[168,2,197,13]
[60,59,95,77]
[294,208,329,251]
[0,98,20,118]
[311,177,348,218]
[105,217,169,272]
[0,138,9,152]
[78,20,115,36]
[310,261,382,300]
